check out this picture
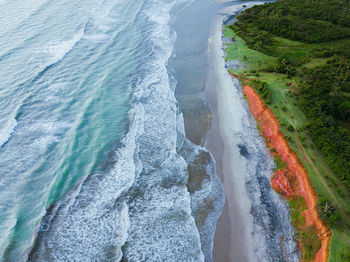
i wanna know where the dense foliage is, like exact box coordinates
[236,0,350,43]
[299,56,350,191]
[248,79,272,104]
[230,0,350,194]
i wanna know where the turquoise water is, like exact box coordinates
[0,0,224,261]
[0,0,138,259]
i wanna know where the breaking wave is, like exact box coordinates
[29,0,224,261]
[0,118,17,148]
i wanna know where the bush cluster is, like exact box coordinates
[317,197,341,227]
[248,80,272,104]
[236,0,350,43]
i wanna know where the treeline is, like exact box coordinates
[236,0,350,43]
[229,23,276,56]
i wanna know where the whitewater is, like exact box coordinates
[0,0,224,261]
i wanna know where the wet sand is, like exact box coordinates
[205,5,257,261]
[172,1,249,260]
[173,1,299,261]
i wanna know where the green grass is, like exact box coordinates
[329,229,350,261]
[273,155,288,170]
[288,197,322,260]
[224,25,350,261]
[289,197,307,227]
[301,225,322,261]
[303,58,328,69]
[223,26,276,74]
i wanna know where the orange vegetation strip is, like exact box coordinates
[229,71,331,261]
[242,83,331,262]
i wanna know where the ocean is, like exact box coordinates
[0,0,224,261]
[0,0,302,261]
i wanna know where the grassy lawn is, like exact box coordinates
[224,25,350,261]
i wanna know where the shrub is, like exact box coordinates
[317,197,342,228]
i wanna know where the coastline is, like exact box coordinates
[222,7,350,258]
[173,1,331,260]
[206,3,299,261]
[206,6,252,260]
[171,0,226,260]
[222,5,332,260]
[217,0,343,258]
[240,82,331,261]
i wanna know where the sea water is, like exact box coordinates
[0,0,224,261]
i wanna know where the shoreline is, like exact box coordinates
[170,0,226,260]
[223,8,332,259]
[206,3,299,261]
[220,2,337,258]
[206,6,252,260]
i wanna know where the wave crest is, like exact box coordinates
[0,118,17,148]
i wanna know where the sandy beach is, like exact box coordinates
[205,3,299,261]
[206,5,258,261]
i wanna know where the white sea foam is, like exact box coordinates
[180,138,224,262]
[40,28,84,66]
[121,0,206,260]
[30,125,138,261]
[15,120,71,151]
[0,118,17,148]
[30,0,224,261]
[0,211,17,258]
[19,121,71,133]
